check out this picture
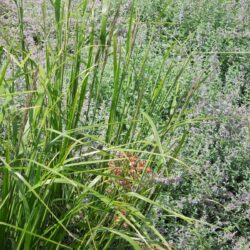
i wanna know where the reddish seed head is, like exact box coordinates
[122,222,129,229]
[121,209,126,216]
[128,155,138,163]
[111,167,122,176]
[129,168,136,175]
[119,180,129,186]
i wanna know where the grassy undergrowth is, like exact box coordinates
[0,0,209,249]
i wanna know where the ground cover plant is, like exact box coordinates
[143,0,250,249]
[0,0,249,249]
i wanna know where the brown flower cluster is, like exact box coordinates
[127,154,152,176]
[114,209,128,229]
[108,152,152,189]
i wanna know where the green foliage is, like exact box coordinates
[0,0,249,249]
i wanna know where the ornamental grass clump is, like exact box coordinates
[0,0,207,249]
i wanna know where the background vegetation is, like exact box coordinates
[0,0,249,249]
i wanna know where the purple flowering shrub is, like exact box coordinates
[143,0,250,248]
